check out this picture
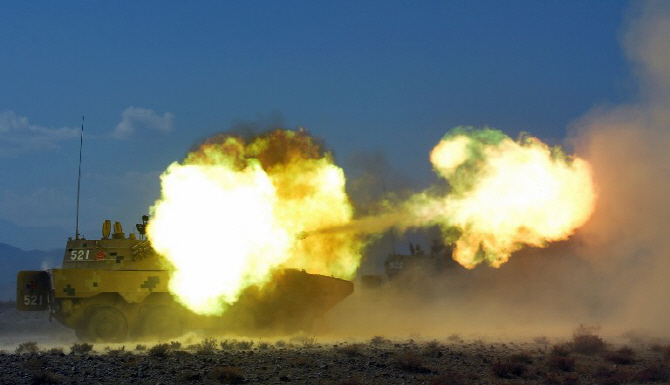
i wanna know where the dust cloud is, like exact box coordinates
[326,1,670,341]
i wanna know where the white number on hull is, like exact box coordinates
[70,249,90,260]
[23,295,43,306]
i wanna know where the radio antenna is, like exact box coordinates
[75,116,84,240]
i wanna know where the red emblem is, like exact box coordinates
[96,251,106,260]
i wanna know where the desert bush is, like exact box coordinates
[211,365,244,384]
[31,370,61,384]
[22,357,45,371]
[291,335,317,347]
[15,341,39,354]
[395,352,432,373]
[633,363,670,382]
[235,340,253,350]
[275,340,286,348]
[196,337,217,354]
[547,355,575,372]
[70,342,93,354]
[604,346,635,365]
[178,370,202,382]
[424,340,443,357]
[593,365,632,385]
[509,352,533,364]
[135,344,147,351]
[370,336,388,346]
[257,341,269,350]
[492,360,526,378]
[106,345,126,356]
[148,343,171,357]
[550,344,571,357]
[47,347,64,355]
[169,341,181,350]
[447,333,461,343]
[533,336,550,346]
[571,324,605,355]
[219,339,235,350]
[337,343,362,357]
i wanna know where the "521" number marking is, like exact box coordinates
[70,250,90,260]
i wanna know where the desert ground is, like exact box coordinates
[2,302,670,385]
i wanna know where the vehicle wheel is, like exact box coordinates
[140,306,183,340]
[85,306,128,342]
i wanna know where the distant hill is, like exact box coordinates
[0,242,61,301]
[0,218,72,251]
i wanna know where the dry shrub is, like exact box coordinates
[550,344,571,357]
[491,360,526,378]
[593,365,632,385]
[31,370,61,384]
[604,346,635,365]
[196,337,217,354]
[70,343,93,354]
[178,370,202,382]
[633,363,670,382]
[370,336,388,346]
[447,333,461,343]
[21,357,45,371]
[211,366,244,384]
[47,347,64,355]
[220,339,235,350]
[15,341,38,354]
[170,340,181,350]
[135,344,147,351]
[257,341,269,350]
[424,340,443,357]
[509,352,533,364]
[547,356,575,372]
[235,340,253,350]
[337,343,362,357]
[571,324,605,355]
[275,340,286,348]
[533,336,550,346]
[148,343,170,357]
[395,351,432,373]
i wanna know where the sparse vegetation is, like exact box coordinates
[47,347,64,355]
[395,351,432,373]
[235,340,253,350]
[547,355,575,372]
[31,370,61,384]
[210,366,245,384]
[196,337,217,354]
[148,343,171,357]
[447,333,461,343]
[220,339,235,350]
[550,343,571,357]
[135,344,147,351]
[337,343,363,357]
[257,341,270,350]
[533,336,550,346]
[170,341,181,350]
[15,341,38,354]
[509,352,533,364]
[70,342,93,354]
[571,324,605,355]
[604,346,635,365]
[275,340,286,348]
[370,335,388,346]
[491,360,526,378]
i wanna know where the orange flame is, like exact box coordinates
[147,129,363,315]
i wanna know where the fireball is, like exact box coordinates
[147,129,363,315]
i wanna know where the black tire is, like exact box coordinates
[85,306,128,343]
[139,305,183,340]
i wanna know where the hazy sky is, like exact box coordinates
[0,1,632,246]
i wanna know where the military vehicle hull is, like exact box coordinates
[17,222,354,342]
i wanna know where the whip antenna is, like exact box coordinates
[75,116,84,240]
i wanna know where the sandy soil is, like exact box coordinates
[1,302,670,385]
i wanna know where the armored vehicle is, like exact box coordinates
[16,217,354,342]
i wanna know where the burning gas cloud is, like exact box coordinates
[315,128,596,269]
[147,130,364,315]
